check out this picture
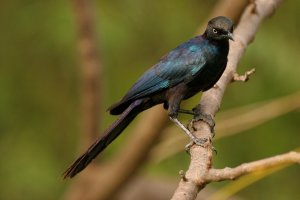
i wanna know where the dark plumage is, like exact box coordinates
[63,16,234,178]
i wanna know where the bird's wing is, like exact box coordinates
[121,39,206,102]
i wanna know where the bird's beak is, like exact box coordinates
[227,32,234,41]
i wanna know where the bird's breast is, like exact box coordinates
[184,43,229,98]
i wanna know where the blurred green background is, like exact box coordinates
[0,0,299,200]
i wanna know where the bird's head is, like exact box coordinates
[205,16,234,41]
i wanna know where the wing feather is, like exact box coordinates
[110,36,207,113]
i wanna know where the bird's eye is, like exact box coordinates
[212,28,218,34]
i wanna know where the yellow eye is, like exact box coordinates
[213,28,218,34]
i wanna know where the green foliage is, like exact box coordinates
[0,0,299,199]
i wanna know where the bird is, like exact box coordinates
[63,16,234,178]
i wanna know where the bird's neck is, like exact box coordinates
[202,33,229,53]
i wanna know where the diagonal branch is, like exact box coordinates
[171,0,284,199]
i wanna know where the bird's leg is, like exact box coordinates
[167,84,208,147]
[185,105,218,153]
[169,117,207,147]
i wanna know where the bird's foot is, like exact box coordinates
[177,107,215,137]
[185,138,205,154]
[169,117,206,145]
[192,106,215,137]
[169,116,216,154]
[185,139,217,155]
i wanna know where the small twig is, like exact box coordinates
[232,68,256,82]
[179,170,188,182]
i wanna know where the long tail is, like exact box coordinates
[63,99,144,178]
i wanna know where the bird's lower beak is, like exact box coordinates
[227,32,234,41]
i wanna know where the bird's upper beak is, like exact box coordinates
[227,32,234,41]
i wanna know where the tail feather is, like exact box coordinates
[63,99,144,178]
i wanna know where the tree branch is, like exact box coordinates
[206,151,300,182]
[171,0,284,199]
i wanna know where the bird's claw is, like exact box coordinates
[185,138,217,155]
[185,137,207,154]
[192,107,215,137]
[170,116,216,154]
[185,142,193,154]
[186,119,195,132]
[178,107,215,137]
